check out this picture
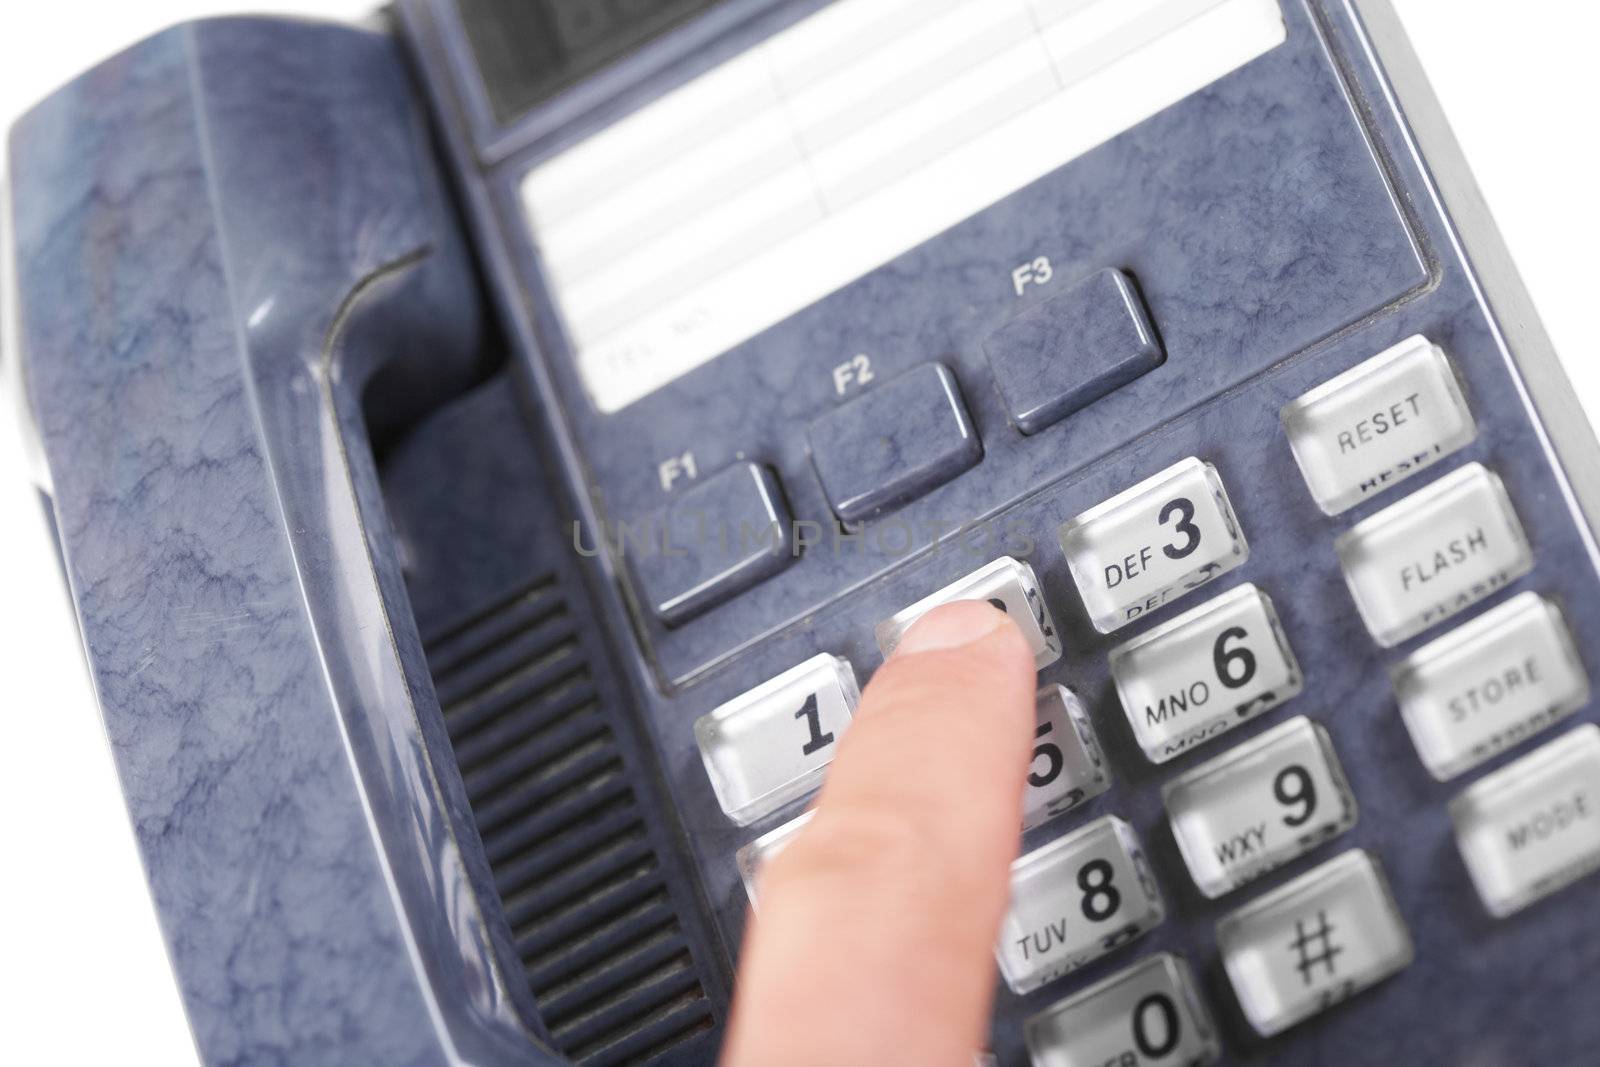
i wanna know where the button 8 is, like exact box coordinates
[1217,849,1413,1037]
[1109,583,1302,763]
[1392,592,1588,780]
[1335,462,1532,647]
[1281,335,1476,515]
[1058,458,1248,633]
[695,655,859,826]
[1451,724,1600,917]
[877,556,1062,669]
[998,815,1165,994]
[1163,716,1357,898]
[1025,953,1220,1067]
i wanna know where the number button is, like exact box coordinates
[1217,850,1413,1037]
[1109,584,1302,763]
[1024,686,1112,831]
[877,556,1063,669]
[695,655,859,826]
[997,816,1165,994]
[735,811,812,907]
[1058,458,1248,633]
[1163,717,1357,898]
[1025,953,1220,1067]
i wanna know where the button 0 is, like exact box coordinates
[807,362,981,524]
[1392,592,1588,781]
[1217,850,1413,1038]
[1109,583,1302,764]
[1025,686,1111,831]
[1335,463,1532,647]
[984,268,1164,435]
[1025,953,1220,1067]
[876,556,1062,669]
[1281,335,1476,515]
[695,655,859,826]
[1059,457,1248,633]
[1451,724,1600,918]
[1164,716,1357,898]
[631,462,793,625]
[997,815,1165,994]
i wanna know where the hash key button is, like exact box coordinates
[984,268,1164,434]
[808,362,981,524]
[1451,725,1600,917]
[1217,850,1413,1037]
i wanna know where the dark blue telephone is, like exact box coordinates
[7,2,1600,1063]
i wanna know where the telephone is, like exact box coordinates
[6,2,1599,1063]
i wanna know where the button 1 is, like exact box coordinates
[997,815,1165,994]
[876,556,1062,669]
[695,654,859,826]
[1392,592,1588,781]
[808,362,981,524]
[1109,583,1302,763]
[632,462,793,625]
[1450,724,1600,918]
[735,811,811,908]
[984,268,1164,434]
[1025,686,1111,831]
[1335,463,1532,647]
[1281,335,1476,515]
[1059,458,1248,634]
[1024,953,1220,1067]
[1164,716,1357,898]
[1217,849,1413,1037]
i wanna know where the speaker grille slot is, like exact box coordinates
[424,575,715,1065]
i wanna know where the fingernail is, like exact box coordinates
[894,600,1006,656]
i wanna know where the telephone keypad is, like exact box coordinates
[1217,849,1413,1038]
[1335,462,1533,647]
[1392,591,1588,780]
[695,654,859,826]
[876,555,1062,669]
[1281,335,1476,515]
[1024,953,1220,1067]
[1451,724,1600,918]
[1108,583,1302,764]
[1058,457,1248,634]
[1163,716,1357,899]
[997,815,1165,995]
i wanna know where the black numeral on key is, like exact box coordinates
[1029,721,1065,787]
[795,693,835,756]
[1159,496,1201,559]
[1078,858,1122,922]
[1274,763,1318,827]
[1132,992,1181,1057]
[1212,626,1257,689]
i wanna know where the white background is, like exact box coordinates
[1,3,1595,1063]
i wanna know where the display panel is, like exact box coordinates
[522,0,1287,413]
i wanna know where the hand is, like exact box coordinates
[720,601,1037,1067]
